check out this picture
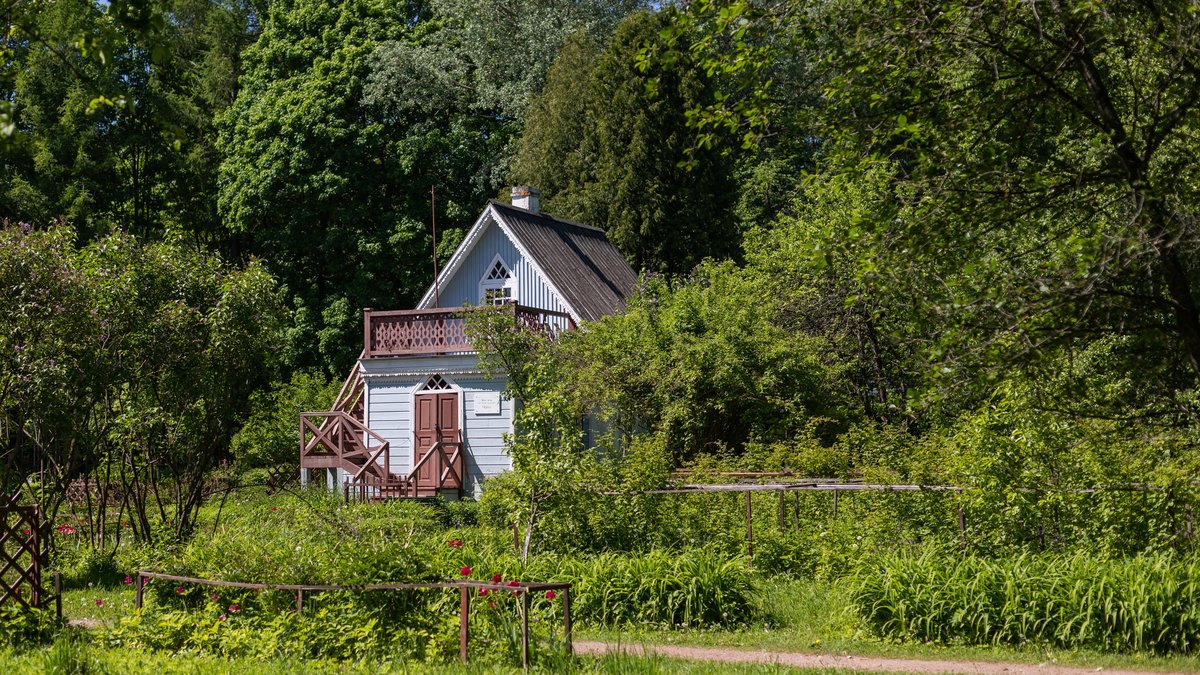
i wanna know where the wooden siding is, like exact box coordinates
[436,218,570,315]
[361,355,513,497]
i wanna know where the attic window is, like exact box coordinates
[419,375,452,392]
[480,255,517,306]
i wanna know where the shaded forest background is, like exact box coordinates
[4,0,1200,548]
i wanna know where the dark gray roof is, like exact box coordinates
[489,201,638,322]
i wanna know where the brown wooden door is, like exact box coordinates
[414,392,459,490]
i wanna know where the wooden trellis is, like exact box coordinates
[264,466,300,495]
[0,496,60,617]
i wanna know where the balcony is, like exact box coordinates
[363,305,576,358]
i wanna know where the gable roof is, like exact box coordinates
[417,201,639,323]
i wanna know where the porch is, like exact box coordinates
[363,304,575,358]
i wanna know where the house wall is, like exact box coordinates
[436,217,570,315]
[358,355,513,498]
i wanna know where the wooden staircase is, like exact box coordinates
[300,359,463,501]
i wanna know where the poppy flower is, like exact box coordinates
[491,574,503,584]
[459,566,472,576]
[218,614,227,622]
[506,579,520,587]
[211,593,220,601]
[479,588,489,596]
[545,590,557,600]
[22,528,30,535]
[94,598,105,606]
[123,576,133,585]
[488,601,497,609]
[175,586,186,595]
[447,539,463,548]
[228,603,241,613]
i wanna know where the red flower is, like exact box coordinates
[121,521,129,527]
[447,539,463,548]
[22,528,30,535]
[479,588,489,596]
[55,524,76,535]
[218,613,227,622]
[210,593,220,601]
[175,586,186,595]
[506,579,520,587]
[491,574,502,584]
[488,601,497,609]
[270,507,278,512]
[123,576,133,585]
[545,590,557,600]
[459,566,472,577]
[228,603,241,613]
[94,598,105,606]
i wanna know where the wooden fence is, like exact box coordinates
[134,571,571,667]
[0,497,61,618]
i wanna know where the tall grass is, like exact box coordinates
[530,548,757,628]
[854,549,1200,653]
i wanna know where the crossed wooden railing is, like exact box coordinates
[364,304,576,358]
[300,411,393,481]
[348,433,464,502]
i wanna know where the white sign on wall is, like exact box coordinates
[475,392,501,415]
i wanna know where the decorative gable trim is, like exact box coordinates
[416,203,582,324]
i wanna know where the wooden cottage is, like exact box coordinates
[299,188,638,500]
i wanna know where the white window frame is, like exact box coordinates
[479,253,517,306]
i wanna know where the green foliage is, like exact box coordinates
[231,372,339,471]
[513,10,740,274]
[855,550,1200,654]
[0,605,58,648]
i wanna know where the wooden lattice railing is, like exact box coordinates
[364,305,575,358]
[300,411,392,479]
[0,498,60,617]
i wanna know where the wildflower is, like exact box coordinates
[459,566,472,577]
[228,603,241,613]
[271,507,278,512]
[56,524,76,535]
[94,598,105,607]
[545,590,556,600]
[488,601,497,609]
[506,580,520,587]
[211,593,219,601]
[175,586,185,595]
[121,521,129,527]
[447,539,463,548]
[22,528,30,536]
[491,574,502,584]
[479,588,489,596]
[123,576,133,585]
[218,614,227,622]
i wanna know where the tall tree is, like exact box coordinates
[513,11,740,274]
[218,0,450,375]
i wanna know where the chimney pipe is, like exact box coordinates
[511,186,540,213]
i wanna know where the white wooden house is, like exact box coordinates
[299,188,638,500]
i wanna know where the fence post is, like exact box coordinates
[135,573,144,609]
[957,505,967,551]
[562,587,572,655]
[745,490,753,568]
[778,490,785,530]
[520,589,531,668]
[296,589,304,614]
[832,489,838,519]
[459,585,470,664]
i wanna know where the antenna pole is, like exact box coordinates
[431,186,440,308]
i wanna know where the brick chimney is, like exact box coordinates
[511,186,540,213]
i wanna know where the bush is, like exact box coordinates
[854,549,1200,653]
[230,373,339,471]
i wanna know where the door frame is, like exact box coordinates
[408,374,465,475]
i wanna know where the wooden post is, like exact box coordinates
[520,589,531,668]
[296,589,304,614]
[793,492,800,532]
[745,490,753,568]
[135,573,144,609]
[562,587,572,655]
[832,489,838,519]
[343,479,350,505]
[778,490,785,530]
[513,521,521,554]
[957,505,967,551]
[459,585,470,664]
[53,572,62,621]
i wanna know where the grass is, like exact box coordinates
[578,579,1200,673]
[0,632,893,674]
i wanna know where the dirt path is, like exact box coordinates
[574,641,1190,675]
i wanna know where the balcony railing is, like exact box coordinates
[363,305,575,358]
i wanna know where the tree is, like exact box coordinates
[0,222,286,543]
[218,0,445,376]
[513,10,741,274]
[662,0,1200,416]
